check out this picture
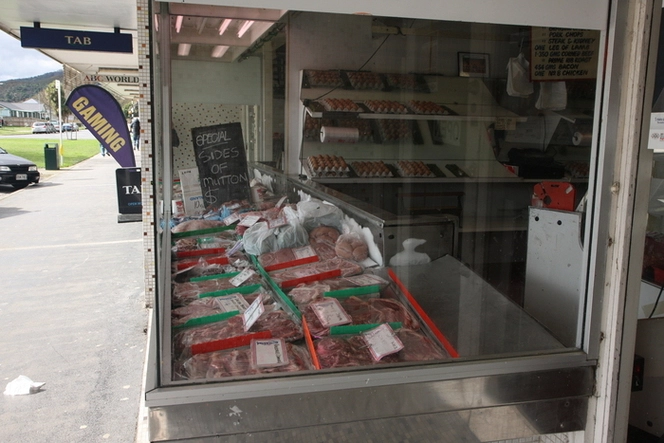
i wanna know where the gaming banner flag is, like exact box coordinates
[66,85,135,167]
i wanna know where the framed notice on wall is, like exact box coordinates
[191,122,251,209]
[530,27,600,81]
[458,52,490,78]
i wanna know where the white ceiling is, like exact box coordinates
[0,0,140,98]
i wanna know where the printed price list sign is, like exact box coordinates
[531,27,600,81]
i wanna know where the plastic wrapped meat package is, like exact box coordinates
[172,290,274,326]
[314,328,447,369]
[258,244,319,271]
[182,343,314,380]
[173,310,303,361]
[172,231,237,256]
[303,296,419,338]
[172,271,264,307]
[288,273,390,298]
[268,257,364,287]
[172,219,228,233]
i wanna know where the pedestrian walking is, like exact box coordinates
[130,117,141,150]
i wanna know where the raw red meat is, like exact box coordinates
[171,291,273,326]
[287,284,329,307]
[396,329,447,361]
[250,310,303,342]
[303,296,376,337]
[182,343,313,379]
[303,296,416,337]
[314,335,397,369]
[172,272,263,307]
[370,298,420,330]
[310,240,337,260]
[172,219,226,233]
[314,337,368,368]
[173,310,301,360]
[269,257,363,285]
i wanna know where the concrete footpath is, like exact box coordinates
[0,152,149,442]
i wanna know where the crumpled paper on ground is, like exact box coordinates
[4,375,46,396]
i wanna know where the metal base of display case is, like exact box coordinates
[147,366,592,442]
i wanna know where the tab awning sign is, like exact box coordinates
[20,26,133,53]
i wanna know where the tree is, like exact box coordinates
[45,82,70,121]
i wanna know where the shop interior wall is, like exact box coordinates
[285,12,518,175]
[170,58,262,172]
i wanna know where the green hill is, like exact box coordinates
[0,71,63,102]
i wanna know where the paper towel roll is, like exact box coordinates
[320,126,360,143]
[572,131,592,146]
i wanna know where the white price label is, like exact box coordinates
[238,215,261,227]
[223,213,240,225]
[267,215,288,229]
[345,274,386,286]
[310,298,351,328]
[292,245,317,260]
[215,294,250,313]
[229,268,255,287]
[252,338,289,368]
[242,297,265,332]
[362,324,404,361]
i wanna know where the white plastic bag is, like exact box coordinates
[296,199,344,231]
[4,375,45,396]
[506,53,534,97]
[536,81,567,111]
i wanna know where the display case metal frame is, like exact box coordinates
[142,0,656,440]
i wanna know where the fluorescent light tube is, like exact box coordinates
[237,20,254,38]
[211,45,229,58]
[218,19,232,35]
[177,43,191,56]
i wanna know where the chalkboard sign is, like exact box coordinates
[192,122,251,209]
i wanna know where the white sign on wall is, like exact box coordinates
[178,168,206,216]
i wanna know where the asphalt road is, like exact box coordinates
[0,149,148,442]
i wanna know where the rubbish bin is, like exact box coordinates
[44,143,59,170]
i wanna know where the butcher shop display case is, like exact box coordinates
[143,0,621,441]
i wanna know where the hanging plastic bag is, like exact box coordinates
[506,53,534,97]
[536,81,567,111]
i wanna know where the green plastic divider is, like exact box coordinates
[171,224,235,239]
[190,271,240,282]
[324,285,381,298]
[251,255,302,319]
[198,284,263,299]
[329,322,402,336]
[172,310,240,330]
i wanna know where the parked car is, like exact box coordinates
[50,121,60,132]
[32,122,54,134]
[62,123,76,131]
[0,147,40,189]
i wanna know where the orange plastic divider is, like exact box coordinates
[263,255,319,272]
[176,247,226,259]
[388,268,459,358]
[302,317,321,370]
[191,331,272,355]
[176,255,230,271]
[277,269,342,289]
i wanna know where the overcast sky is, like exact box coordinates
[0,31,62,82]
